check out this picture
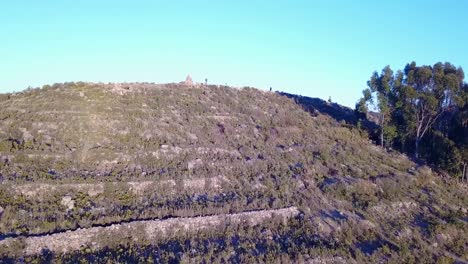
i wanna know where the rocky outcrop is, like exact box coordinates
[185,75,193,86]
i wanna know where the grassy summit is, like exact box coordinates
[0,82,466,263]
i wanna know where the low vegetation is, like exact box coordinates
[0,82,466,263]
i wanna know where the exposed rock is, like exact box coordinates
[395,227,412,240]
[359,219,376,229]
[14,183,105,198]
[436,233,451,243]
[128,181,154,195]
[370,201,417,219]
[19,127,34,142]
[184,75,193,86]
[60,196,75,211]
[187,159,203,170]
[308,256,349,264]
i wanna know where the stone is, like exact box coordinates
[61,195,75,211]
[185,75,193,86]
[188,159,203,170]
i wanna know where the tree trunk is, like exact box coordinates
[380,128,384,148]
[380,113,384,148]
[415,138,420,159]
[464,162,467,183]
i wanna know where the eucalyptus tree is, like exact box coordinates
[400,62,465,158]
[358,65,395,147]
[358,62,467,177]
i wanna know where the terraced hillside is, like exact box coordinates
[0,82,467,263]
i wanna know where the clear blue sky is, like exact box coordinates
[1,0,467,107]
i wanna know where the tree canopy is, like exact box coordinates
[357,62,467,180]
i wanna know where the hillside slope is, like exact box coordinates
[0,83,466,263]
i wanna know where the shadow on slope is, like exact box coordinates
[277,92,379,139]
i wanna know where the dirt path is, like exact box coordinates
[0,207,300,256]
[12,176,232,198]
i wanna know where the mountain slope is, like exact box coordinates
[0,82,466,263]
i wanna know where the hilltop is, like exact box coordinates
[0,82,466,263]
